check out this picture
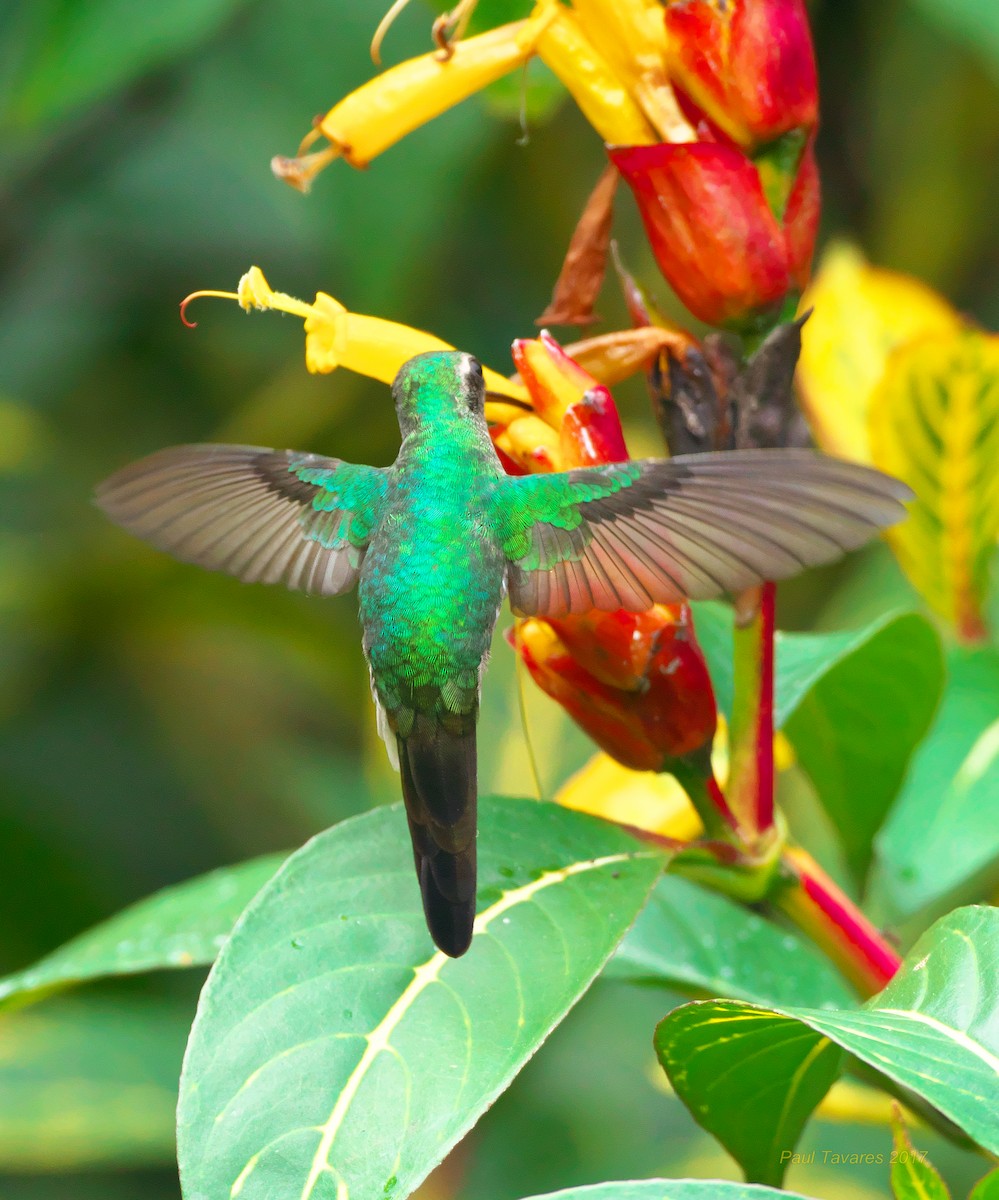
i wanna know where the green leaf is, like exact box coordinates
[513,1182,819,1200]
[782,613,943,877]
[692,604,943,877]
[908,0,999,80]
[654,1002,843,1187]
[970,1168,999,1200]
[608,875,854,1009]
[0,854,282,1012]
[0,997,188,1171]
[890,1107,951,1199]
[654,907,999,1185]
[4,0,249,130]
[870,642,999,921]
[177,798,665,1200]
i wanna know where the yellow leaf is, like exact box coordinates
[797,244,961,463]
[869,330,999,640]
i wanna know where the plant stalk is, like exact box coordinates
[777,846,902,997]
[726,582,776,840]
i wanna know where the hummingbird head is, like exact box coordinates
[392,351,486,436]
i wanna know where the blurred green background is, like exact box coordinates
[0,1,997,1197]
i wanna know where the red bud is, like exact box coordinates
[663,0,818,148]
[610,141,796,327]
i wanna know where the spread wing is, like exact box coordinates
[96,444,389,596]
[491,448,912,616]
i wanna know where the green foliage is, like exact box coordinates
[971,1169,999,1200]
[2,0,248,130]
[0,998,188,1171]
[871,643,999,921]
[654,908,999,1184]
[908,0,999,77]
[609,875,853,1008]
[655,1005,843,1187]
[515,1185,819,1200]
[889,1108,951,1200]
[1,2,998,1199]
[0,855,282,1013]
[694,604,945,878]
[176,799,665,1200]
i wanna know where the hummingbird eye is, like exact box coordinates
[462,356,485,411]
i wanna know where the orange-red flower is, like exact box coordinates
[502,333,718,772]
[611,140,818,328]
[663,0,818,149]
[510,606,717,772]
[609,0,820,328]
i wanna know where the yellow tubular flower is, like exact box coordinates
[557,753,704,842]
[569,0,694,143]
[535,6,659,146]
[273,18,544,189]
[493,415,565,472]
[271,0,680,191]
[185,266,528,402]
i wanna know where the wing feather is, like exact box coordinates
[96,444,388,597]
[495,448,912,616]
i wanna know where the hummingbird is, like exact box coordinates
[97,350,909,958]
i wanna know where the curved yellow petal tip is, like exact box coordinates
[271,144,345,193]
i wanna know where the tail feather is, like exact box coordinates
[399,722,477,958]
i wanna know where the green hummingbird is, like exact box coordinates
[97,350,909,958]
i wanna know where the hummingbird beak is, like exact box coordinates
[485,391,534,422]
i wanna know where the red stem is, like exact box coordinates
[753,581,776,831]
[779,847,902,997]
[706,772,740,834]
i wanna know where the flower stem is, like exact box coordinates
[777,847,902,997]
[668,755,739,840]
[726,581,776,840]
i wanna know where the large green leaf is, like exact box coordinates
[870,643,999,921]
[692,604,943,877]
[513,1182,818,1200]
[177,798,665,1200]
[654,1003,843,1187]
[782,614,943,877]
[0,997,188,1171]
[0,854,282,1013]
[608,875,853,1009]
[654,907,999,1185]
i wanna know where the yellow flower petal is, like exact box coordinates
[869,329,999,640]
[556,752,704,841]
[535,5,659,146]
[797,244,962,464]
[273,17,546,188]
[493,414,565,472]
[570,0,694,143]
[200,267,528,400]
[555,715,795,840]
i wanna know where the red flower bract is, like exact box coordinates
[663,0,818,148]
[610,141,815,328]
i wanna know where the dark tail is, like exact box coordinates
[398,721,477,958]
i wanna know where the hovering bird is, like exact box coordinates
[97,350,909,957]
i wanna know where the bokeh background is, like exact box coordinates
[1,1,997,1198]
